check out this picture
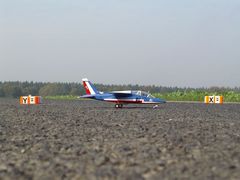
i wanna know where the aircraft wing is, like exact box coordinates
[109,91,132,94]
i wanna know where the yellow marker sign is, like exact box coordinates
[204,96,223,104]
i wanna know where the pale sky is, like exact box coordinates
[0,0,240,87]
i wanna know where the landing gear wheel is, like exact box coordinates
[115,104,123,108]
[153,105,159,109]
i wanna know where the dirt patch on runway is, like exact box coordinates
[0,99,240,179]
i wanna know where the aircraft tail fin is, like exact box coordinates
[82,78,99,95]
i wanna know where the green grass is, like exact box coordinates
[44,95,79,100]
[43,91,240,103]
[154,91,240,102]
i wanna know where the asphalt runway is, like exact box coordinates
[0,99,240,179]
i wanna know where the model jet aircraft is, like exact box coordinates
[80,78,166,108]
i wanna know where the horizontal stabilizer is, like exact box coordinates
[80,95,96,98]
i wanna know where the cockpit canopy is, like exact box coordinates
[132,91,155,98]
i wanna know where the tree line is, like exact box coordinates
[0,81,239,98]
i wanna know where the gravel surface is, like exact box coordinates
[0,98,240,180]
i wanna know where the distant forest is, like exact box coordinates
[0,81,240,98]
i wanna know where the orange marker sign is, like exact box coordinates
[20,95,43,105]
